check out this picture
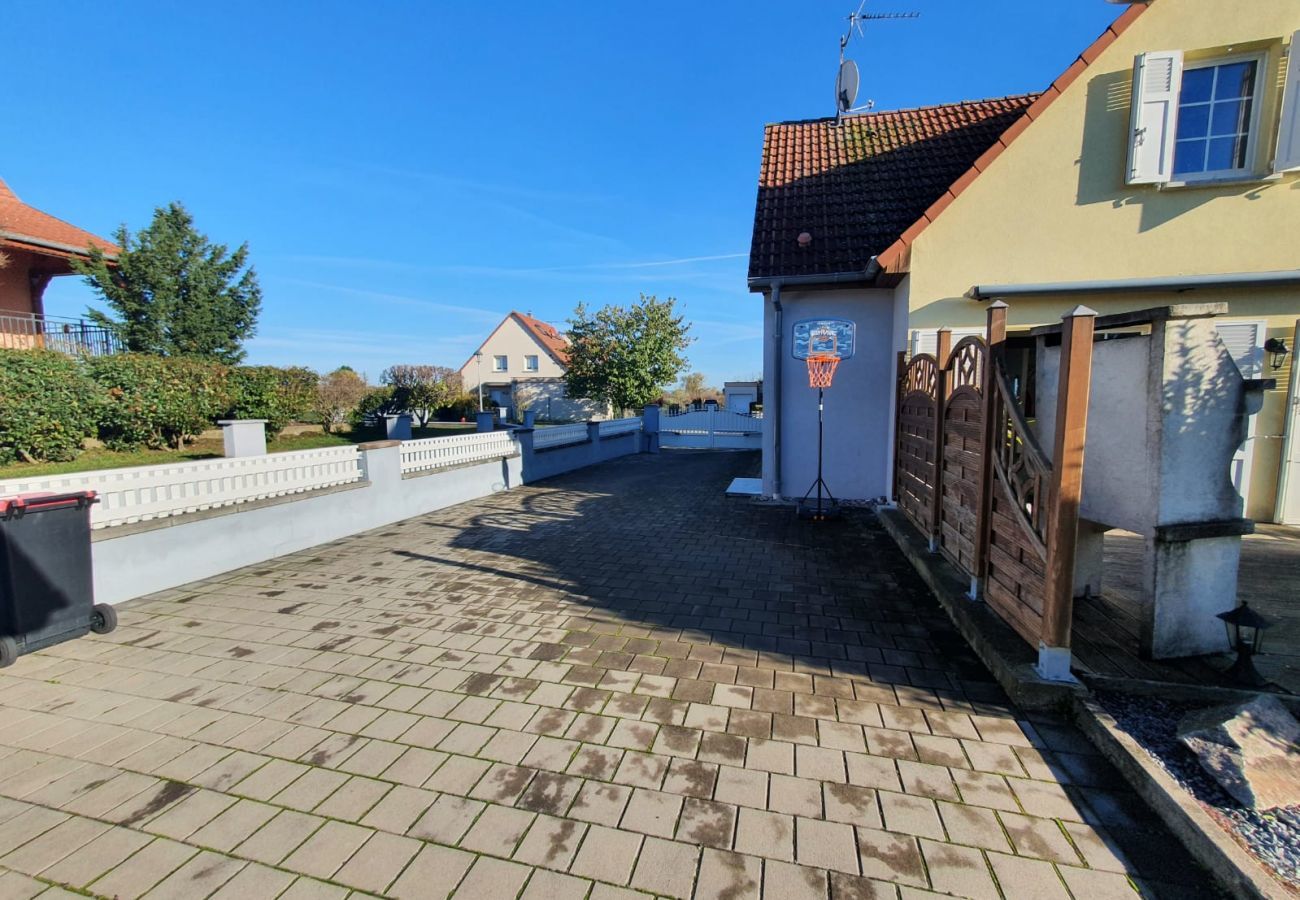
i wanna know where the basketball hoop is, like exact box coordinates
[806,354,841,389]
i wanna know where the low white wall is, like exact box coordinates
[519,425,644,482]
[93,445,521,605]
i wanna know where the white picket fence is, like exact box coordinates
[0,446,363,530]
[533,423,590,449]
[399,431,518,475]
[661,408,762,449]
[598,417,643,437]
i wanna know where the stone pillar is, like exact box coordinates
[642,405,660,454]
[384,414,413,441]
[587,421,602,465]
[522,410,536,428]
[1143,526,1244,658]
[1073,519,1107,599]
[357,439,402,487]
[476,412,496,433]
[514,427,535,483]
[218,420,268,457]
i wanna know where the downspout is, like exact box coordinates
[771,282,783,497]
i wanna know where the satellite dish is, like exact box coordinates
[836,59,859,113]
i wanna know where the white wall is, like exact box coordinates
[93,447,522,605]
[764,288,898,501]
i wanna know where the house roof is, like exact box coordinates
[513,311,570,366]
[748,94,1038,282]
[461,311,571,374]
[873,3,1149,274]
[748,2,1154,284]
[0,178,118,259]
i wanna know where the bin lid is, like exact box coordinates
[0,491,98,518]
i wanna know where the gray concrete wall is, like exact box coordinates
[517,425,643,483]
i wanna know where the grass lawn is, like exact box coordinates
[0,422,478,480]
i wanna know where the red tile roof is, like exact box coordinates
[513,311,570,366]
[867,3,1149,275]
[748,95,1038,281]
[0,178,117,258]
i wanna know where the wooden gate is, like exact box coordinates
[938,337,985,573]
[984,365,1054,643]
[895,355,938,536]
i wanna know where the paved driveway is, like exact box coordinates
[0,451,1211,899]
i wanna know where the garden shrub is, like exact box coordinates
[88,353,230,450]
[351,386,401,428]
[0,350,99,464]
[436,392,480,422]
[225,365,318,438]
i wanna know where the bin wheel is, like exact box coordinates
[0,636,16,668]
[91,604,118,635]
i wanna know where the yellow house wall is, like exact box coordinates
[905,0,1300,521]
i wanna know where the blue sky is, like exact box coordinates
[9,1,1121,386]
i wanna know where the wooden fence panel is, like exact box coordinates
[896,355,938,537]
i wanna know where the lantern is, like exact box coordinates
[1215,602,1273,688]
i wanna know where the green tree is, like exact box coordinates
[74,202,262,363]
[381,364,462,426]
[563,295,692,413]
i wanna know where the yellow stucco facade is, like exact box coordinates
[904,0,1300,521]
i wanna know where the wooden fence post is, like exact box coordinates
[970,301,1008,599]
[1038,305,1097,682]
[928,328,953,552]
[892,350,906,504]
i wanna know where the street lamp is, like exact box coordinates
[474,352,484,412]
[1215,601,1273,688]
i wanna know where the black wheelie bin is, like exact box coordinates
[0,491,116,667]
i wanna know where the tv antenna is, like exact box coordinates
[836,1,919,121]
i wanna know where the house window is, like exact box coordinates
[493,355,507,372]
[524,355,539,372]
[1173,58,1261,177]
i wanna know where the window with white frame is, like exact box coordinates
[493,355,507,372]
[1127,34,1300,185]
[1172,58,1261,178]
[524,354,539,372]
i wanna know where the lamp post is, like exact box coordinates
[474,352,484,413]
[1215,601,1273,688]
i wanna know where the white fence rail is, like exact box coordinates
[0,446,363,529]
[661,408,762,450]
[598,417,642,437]
[400,431,518,475]
[533,423,590,449]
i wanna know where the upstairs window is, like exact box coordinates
[1127,35,1300,184]
[1173,58,1260,178]
[524,355,539,372]
[493,355,507,372]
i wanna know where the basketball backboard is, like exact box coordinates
[792,318,855,360]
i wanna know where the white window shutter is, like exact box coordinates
[1214,321,1265,379]
[1127,50,1184,184]
[1274,32,1300,173]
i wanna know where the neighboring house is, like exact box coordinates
[723,380,761,413]
[458,311,605,421]
[0,178,120,355]
[748,0,1300,523]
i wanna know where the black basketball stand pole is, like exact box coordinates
[801,383,836,520]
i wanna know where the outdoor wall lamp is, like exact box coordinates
[1215,601,1273,688]
[1264,337,1290,371]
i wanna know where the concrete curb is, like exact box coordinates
[876,507,1083,711]
[1071,694,1294,900]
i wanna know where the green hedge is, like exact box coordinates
[226,365,317,438]
[88,354,232,450]
[0,350,100,464]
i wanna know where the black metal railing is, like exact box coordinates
[0,312,123,356]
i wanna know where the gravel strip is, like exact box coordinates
[1095,690,1300,890]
